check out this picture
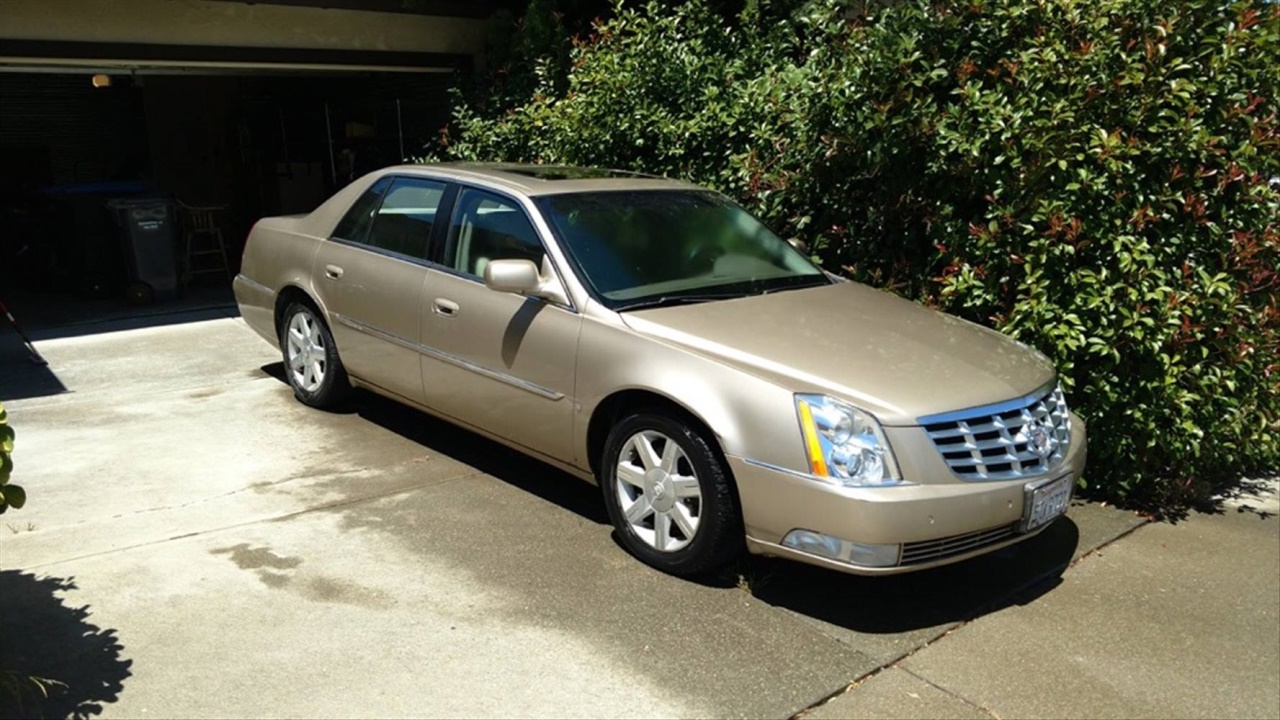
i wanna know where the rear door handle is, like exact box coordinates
[324,264,344,280]
[433,298,459,317]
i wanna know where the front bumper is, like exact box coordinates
[731,411,1087,575]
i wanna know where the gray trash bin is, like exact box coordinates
[107,197,178,304]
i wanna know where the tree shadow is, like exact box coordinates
[1092,474,1279,524]
[0,292,239,402]
[0,332,67,402]
[347,389,609,524]
[1201,476,1278,521]
[0,571,131,720]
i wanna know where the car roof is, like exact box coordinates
[380,162,704,197]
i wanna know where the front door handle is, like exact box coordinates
[433,298,459,317]
[324,264,344,280]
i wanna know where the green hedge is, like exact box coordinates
[0,402,24,513]
[437,0,1280,510]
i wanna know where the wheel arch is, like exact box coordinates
[588,387,748,570]
[274,284,328,340]
[586,388,732,480]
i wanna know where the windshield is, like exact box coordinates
[534,190,828,310]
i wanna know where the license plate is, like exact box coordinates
[1022,473,1072,532]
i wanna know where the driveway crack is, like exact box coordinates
[789,517,1153,719]
[899,665,1001,719]
[16,469,486,572]
[93,465,380,523]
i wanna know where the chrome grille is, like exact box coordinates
[900,523,1019,566]
[921,383,1071,481]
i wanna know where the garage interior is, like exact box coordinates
[0,0,487,332]
[0,61,456,324]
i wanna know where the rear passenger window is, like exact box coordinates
[443,189,545,278]
[365,178,447,260]
[332,177,391,243]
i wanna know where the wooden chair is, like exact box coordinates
[177,200,232,288]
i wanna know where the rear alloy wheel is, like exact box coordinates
[601,412,742,577]
[280,301,351,408]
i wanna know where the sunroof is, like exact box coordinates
[502,166,652,181]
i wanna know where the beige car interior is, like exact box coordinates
[449,194,545,278]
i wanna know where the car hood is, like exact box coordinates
[620,282,1055,426]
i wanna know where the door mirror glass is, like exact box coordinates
[483,259,542,295]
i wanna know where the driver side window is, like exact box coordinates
[442,188,545,279]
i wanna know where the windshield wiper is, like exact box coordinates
[614,292,751,312]
[760,276,832,294]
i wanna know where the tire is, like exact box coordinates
[600,411,743,577]
[279,301,351,409]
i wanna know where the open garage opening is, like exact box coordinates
[0,67,454,330]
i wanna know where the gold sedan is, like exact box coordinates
[234,163,1086,577]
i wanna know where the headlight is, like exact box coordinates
[795,394,900,487]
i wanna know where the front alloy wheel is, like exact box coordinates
[601,412,742,577]
[615,430,704,552]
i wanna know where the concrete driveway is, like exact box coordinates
[1,310,1276,719]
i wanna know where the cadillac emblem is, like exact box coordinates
[1027,421,1056,459]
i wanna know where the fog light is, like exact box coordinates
[781,530,901,568]
[780,530,843,560]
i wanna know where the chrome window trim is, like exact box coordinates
[327,237,434,268]
[332,312,565,401]
[323,170,597,314]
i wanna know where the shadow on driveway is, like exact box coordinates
[260,361,609,525]
[262,362,1077,635]
[739,518,1077,634]
[0,571,132,719]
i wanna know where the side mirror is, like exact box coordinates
[787,237,809,254]
[483,259,541,295]
[483,258,571,306]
